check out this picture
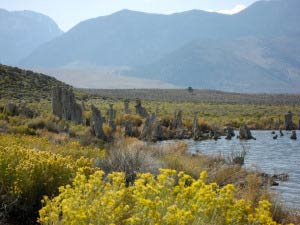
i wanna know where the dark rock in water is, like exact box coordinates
[273,134,278,140]
[284,111,296,130]
[279,129,284,136]
[135,99,148,118]
[272,173,289,182]
[90,105,106,140]
[271,131,275,134]
[271,181,279,186]
[225,127,235,140]
[172,110,183,129]
[52,87,83,124]
[225,133,232,140]
[213,135,220,141]
[261,172,289,187]
[239,124,256,140]
[226,127,235,137]
[3,103,18,116]
[290,130,297,140]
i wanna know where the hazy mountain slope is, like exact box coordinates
[0,9,63,65]
[18,0,300,93]
[232,0,300,37]
[128,37,300,93]
[21,0,300,68]
[20,10,229,67]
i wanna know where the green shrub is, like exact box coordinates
[10,125,36,135]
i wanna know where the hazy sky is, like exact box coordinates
[0,0,258,31]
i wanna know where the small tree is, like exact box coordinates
[187,86,193,94]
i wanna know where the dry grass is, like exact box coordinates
[94,138,161,183]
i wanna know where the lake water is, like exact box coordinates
[160,130,300,209]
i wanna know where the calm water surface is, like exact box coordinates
[160,131,300,209]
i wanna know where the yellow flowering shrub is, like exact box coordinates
[0,134,105,160]
[0,143,95,221]
[40,169,279,225]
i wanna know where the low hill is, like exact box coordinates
[0,64,69,100]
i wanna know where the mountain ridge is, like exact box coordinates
[0,9,63,65]
[3,0,300,93]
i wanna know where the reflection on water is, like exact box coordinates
[161,131,300,209]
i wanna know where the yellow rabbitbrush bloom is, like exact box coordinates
[0,143,95,220]
[0,133,105,160]
[39,169,282,225]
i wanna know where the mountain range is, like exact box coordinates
[0,9,63,65]
[1,0,300,93]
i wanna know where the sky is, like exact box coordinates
[0,0,258,31]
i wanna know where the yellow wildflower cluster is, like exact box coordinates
[0,142,95,217]
[40,169,279,225]
[0,133,105,160]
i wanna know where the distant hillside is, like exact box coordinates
[18,0,300,93]
[21,0,300,68]
[0,64,69,100]
[128,37,300,93]
[0,9,63,65]
[84,88,300,105]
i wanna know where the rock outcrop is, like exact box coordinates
[90,105,106,140]
[107,104,116,132]
[124,120,139,137]
[192,112,201,140]
[284,111,296,130]
[152,120,164,142]
[52,87,83,124]
[238,124,256,140]
[172,110,183,129]
[135,99,148,118]
[140,113,164,141]
[124,100,130,114]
